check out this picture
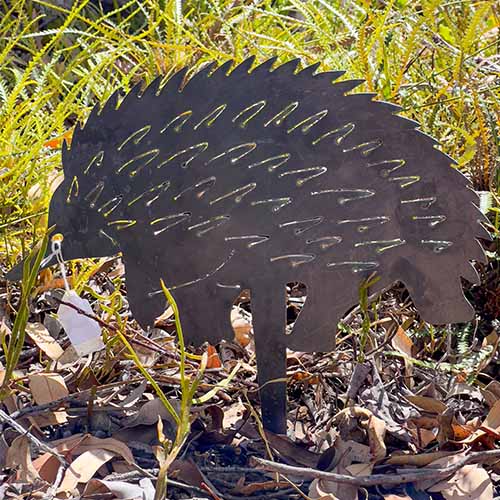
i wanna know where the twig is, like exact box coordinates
[0,408,68,467]
[10,377,144,420]
[250,449,500,487]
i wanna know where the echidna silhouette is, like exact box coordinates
[7,58,490,433]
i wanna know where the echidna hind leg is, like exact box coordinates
[251,283,287,434]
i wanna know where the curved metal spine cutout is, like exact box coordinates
[209,182,257,205]
[251,197,292,212]
[400,197,437,209]
[337,216,390,232]
[232,100,267,128]
[421,240,453,253]
[287,110,329,134]
[173,177,216,202]
[149,250,236,294]
[264,102,299,127]
[193,104,227,130]
[157,143,209,169]
[217,283,242,289]
[278,166,328,186]
[248,153,291,171]
[343,139,383,156]
[311,188,375,204]
[117,149,160,177]
[117,126,152,151]
[269,254,316,266]
[99,195,123,217]
[99,229,118,247]
[66,176,79,203]
[279,216,324,234]
[150,212,192,235]
[306,236,342,249]
[84,181,105,208]
[161,110,193,134]
[206,143,257,165]
[312,122,355,145]
[327,261,379,273]
[388,175,421,188]
[107,219,137,230]
[354,239,406,253]
[84,151,104,175]
[412,215,446,227]
[225,235,269,248]
[367,159,406,177]
[129,181,171,207]
[188,215,231,237]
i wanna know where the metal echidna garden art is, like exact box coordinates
[7,58,490,434]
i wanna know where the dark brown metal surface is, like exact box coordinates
[7,58,490,433]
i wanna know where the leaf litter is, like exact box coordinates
[0,263,499,499]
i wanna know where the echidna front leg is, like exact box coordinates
[251,282,288,435]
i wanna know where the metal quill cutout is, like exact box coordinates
[7,58,490,433]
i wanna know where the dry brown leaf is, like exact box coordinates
[367,414,386,462]
[234,480,291,495]
[223,401,248,429]
[391,326,414,357]
[458,399,500,444]
[415,452,466,491]
[71,436,135,464]
[231,308,252,347]
[25,322,64,360]
[5,435,40,482]
[57,449,115,493]
[206,344,222,369]
[386,450,457,467]
[123,397,180,428]
[482,399,500,431]
[309,473,358,500]
[428,464,493,499]
[28,372,69,425]
[83,478,155,500]
[485,381,500,400]
[406,395,447,414]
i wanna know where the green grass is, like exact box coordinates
[0,0,498,265]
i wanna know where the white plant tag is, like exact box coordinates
[57,290,104,356]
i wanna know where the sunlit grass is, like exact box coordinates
[0,0,498,264]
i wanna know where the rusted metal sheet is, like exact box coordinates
[7,58,490,433]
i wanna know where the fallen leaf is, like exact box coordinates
[28,372,69,425]
[83,478,155,500]
[43,129,73,149]
[231,308,252,347]
[482,399,500,432]
[25,322,64,360]
[386,450,457,467]
[428,464,493,500]
[367,414,386,461]
[415,452,466,491]
[5,435,39,482]
[123,397,179,429]
[58,449,115,492]
[206,344,222,369]
[406,395,447,414]
[72,436,136,465]
[392,326,414,357]
[234,480,291,495]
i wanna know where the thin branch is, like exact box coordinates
[251,449,500,487]
[0,408,68,467]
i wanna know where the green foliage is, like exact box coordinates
[0,231,49,400]
[0,0,498,266]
